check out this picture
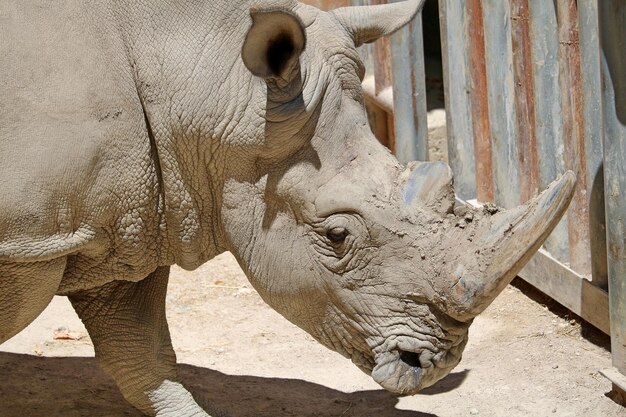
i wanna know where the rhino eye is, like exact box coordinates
[327,227,349,243]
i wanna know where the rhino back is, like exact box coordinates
[0,1,160,271]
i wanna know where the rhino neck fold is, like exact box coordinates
[116,1,272,269]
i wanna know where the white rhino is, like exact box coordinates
[0,0,575,415]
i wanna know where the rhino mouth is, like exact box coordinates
[371,348,426,395]
[369,334,467,395]
[399,349,422,368]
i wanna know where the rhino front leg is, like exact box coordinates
[68,266,220,417]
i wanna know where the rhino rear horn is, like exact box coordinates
[330,0,426,47]
[446,171,576,321]
[402,161,455,216]
[242,8,306,79]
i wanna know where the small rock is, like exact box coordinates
[552,364,559,369]
[483,202,499,215]
[237,288,254,296]
[469,408,479,415]
[53,327,83,341]
[454,205,468,218]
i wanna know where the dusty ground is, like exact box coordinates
[1,252,624,417]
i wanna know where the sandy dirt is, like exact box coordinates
[1,252,624,417]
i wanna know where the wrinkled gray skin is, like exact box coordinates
[0,0,575,416]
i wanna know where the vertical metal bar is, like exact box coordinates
[528,0,565,191]
[466,0,494,203]
[556,0,591,276]
[482,0,520,208]
[527,0,570,263]
[600,0,626,385]
[510,0,539,203]
[579,0,607,287]
[438,0,477,201]
[391,10,428,163]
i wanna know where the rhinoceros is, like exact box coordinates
[0,0,575,415]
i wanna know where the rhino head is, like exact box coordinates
[219,0,575,395]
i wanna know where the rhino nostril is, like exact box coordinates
[399,350,421,368]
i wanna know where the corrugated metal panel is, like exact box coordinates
[556,0,591,276]
[419,0,614,338]
[600,0,626,381]
[528,0,569,263]
[443,0,601,276]
[446,0,623,385]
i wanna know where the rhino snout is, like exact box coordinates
[369,333,467,395]
[371,349,424,395]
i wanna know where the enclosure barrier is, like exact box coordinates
[301,0,626,399]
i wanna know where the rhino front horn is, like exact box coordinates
[445,171,576,321]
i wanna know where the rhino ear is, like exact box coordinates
[331,0,425,47]
[242,8,306,79]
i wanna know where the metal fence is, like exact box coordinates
[301,0,626,396]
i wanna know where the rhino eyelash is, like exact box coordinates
[311,230,352,256]
[309,213,368,254]
[322,233,351,251]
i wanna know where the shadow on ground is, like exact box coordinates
[0,352,461,417]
